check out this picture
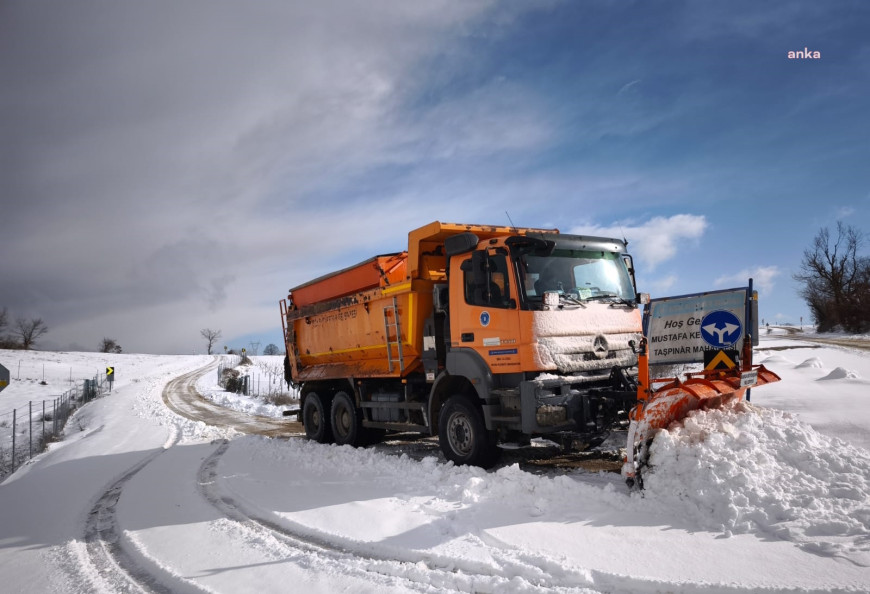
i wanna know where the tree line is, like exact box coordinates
[794,222,870,333]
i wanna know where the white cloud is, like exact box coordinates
[715,266,781,295]
[569,214,708,270]
[647,274,677,294]
[836,206,856,219]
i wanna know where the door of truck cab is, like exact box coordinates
[449,247,522,372]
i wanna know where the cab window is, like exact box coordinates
[462,253,513,308]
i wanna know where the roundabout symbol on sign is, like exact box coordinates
[700,310,742,348]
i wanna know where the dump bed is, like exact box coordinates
[282,252,433,382]
[290,253,408,307]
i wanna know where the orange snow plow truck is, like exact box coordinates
[280,221,779,483]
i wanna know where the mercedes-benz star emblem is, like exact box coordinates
[592,335,609,359]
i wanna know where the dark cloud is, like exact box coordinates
[1,1,867,351]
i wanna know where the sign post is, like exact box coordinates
[106,366,115,392]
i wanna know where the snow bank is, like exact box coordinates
[796,357,824,369]
[817,367,861,381]
[640,401,870,564]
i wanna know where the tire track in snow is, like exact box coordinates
[83,446,178,594]
[197,439,610,593]
[76,362,221,594]
[199,438,841,594]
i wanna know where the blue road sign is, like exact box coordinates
[701,310,743,347]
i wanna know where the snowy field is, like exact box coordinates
[0,333,869,593]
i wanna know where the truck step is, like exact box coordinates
[362,421,429,432]
[360,401,426,412]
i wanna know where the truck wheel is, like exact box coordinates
[438,395,501,468]
[330,391,362,446]
[303,392,333,443]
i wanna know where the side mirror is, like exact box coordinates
[445,232,479,257]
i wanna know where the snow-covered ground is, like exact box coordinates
[0,335,869,593]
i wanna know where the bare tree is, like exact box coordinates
[263,343,281,356]
[100,337,123,353]
[794,222,870,332]
[0,307,12,349]
[201,328,222,355]
[14,317,49,350]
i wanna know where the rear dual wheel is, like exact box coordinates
[303,392,333,443]
[331,391,362,446]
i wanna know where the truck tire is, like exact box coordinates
[303,392,333,443]
[438,395,501,468]
[330,391,362,446]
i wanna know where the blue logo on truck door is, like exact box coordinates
[480,311,491,327]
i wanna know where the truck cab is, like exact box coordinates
[427,230,643,464]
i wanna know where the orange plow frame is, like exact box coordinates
[622,336,780,487]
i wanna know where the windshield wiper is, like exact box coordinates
[585,293,619,301]
[585,293,637,308]
[559,294,587,308]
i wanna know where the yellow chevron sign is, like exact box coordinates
[705,349,737,371]
[106,366,114,378]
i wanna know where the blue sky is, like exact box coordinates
[1,1,868,354]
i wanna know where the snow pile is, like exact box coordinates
[758,353,796,367]
[641,401,870,564]
[796,357,824,369]
[817,367,861,380]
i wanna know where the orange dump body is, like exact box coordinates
[290,253,408,307]
[282,252,428,382]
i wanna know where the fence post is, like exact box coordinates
[11,409,16,473]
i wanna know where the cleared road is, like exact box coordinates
[161,359,303,437]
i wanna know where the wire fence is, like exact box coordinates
[0,373,111,480]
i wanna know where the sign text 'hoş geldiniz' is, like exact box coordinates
[645,287,755,365]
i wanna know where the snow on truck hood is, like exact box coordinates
[531,303,642,374]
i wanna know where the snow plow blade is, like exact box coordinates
[623,342,780,488]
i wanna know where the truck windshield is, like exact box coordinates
[520,249,635,304]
